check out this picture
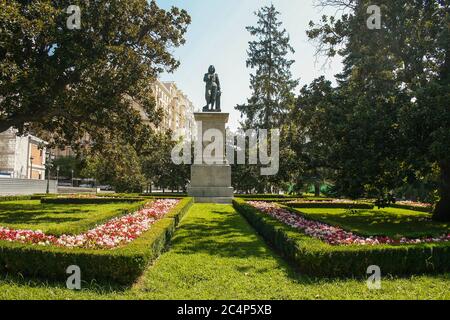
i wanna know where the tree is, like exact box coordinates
[81,136,146,193]
[233,4,298,193]
[141,133,190,193]
[52,155,84,179]
[0,0,190,151]
[236,4,298,129]
[307,0,450,220]
[289,77,338,197]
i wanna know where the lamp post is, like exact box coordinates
[71,169,74,187]
[56,166,60,185]
[29,156,34,179]
[45,151,55,194]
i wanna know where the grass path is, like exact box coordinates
[0,204,449,299]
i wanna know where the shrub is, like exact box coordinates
[236,198,296,203]
[236,194,298,199]
[233,198,450,277]
[390,203,432,213]
[0,195,52,202]
[40,197,144,205]
[286,202,374,209]
[96,193,141,198]
[141,193,188,197]
[0,198,193,285]
[0,196,33,202]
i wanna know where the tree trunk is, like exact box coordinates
[433,162,450,222]
[314,182,321,197]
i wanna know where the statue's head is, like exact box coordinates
[208,65,215,74]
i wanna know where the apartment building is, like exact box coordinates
[0,128,47,180]
[151,80,195,137]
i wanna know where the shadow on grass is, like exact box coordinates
[169,208,272,259]
[0,202,97,226]
[0,213,83,225]
[0,273,130,295]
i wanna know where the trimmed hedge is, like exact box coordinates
[0,195,47,202]
[40,197,144,204]
[141,193,188,197]
[286,202,374,209]
[236,194,298,199]
[236,198,297,203]
[0,196,32,202]
[233,198,450,277]
[0,198,193,285]
[390,203,432,213]
[96,193,141,198]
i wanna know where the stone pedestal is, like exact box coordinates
[187,113,234,204]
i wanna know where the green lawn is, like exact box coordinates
[0,204,449,300]
[291,207,450,239]
[0,200,144,235]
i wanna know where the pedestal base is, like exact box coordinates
[188,164,234,204]
[193,197,233,204]
[187,112,234,204]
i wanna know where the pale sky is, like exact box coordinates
[156,0,343,130]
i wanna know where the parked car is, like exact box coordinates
[98,185,113,191]
[79,184,93,188]
[57,182,72,187]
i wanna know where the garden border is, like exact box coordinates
[285,202,374,209]
[0,198,193,285]
[40,197,145,204]
[233,198,450,277]
[390,203,432,213]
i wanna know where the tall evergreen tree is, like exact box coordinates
[236,4,298,129]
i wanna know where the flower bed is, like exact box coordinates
[0,199,179,249]
[0,198,193,285]
[233,198,450,277]
[249,201,449,246]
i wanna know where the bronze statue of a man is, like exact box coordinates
[203,65,221,112]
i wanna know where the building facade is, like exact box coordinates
[151,80,195,137]
[0,128,47,180]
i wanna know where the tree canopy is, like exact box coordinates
[0,0,190,151]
